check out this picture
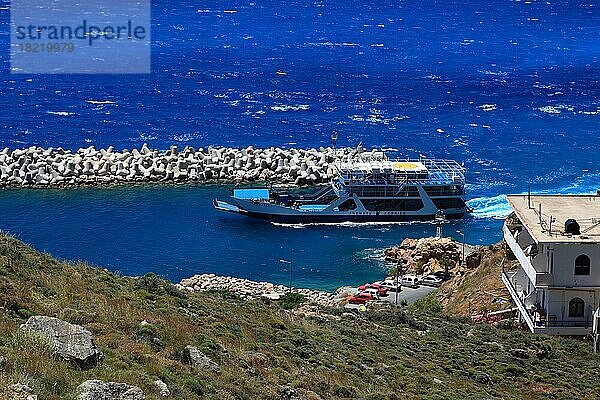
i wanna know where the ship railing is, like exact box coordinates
[335,158,465,183]
[342,185,420,198]
[337,178,410,186]
[420,159,465,181]
[336,178,465,189]
[278,185,332,202]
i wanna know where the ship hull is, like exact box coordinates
[214,197,465,224]
[242,211,465,224]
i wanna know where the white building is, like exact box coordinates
[502,194,600,335]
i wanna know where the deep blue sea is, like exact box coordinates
[0,0,598,290]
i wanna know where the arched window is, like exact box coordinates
[568,298,585,318]
[574,255,591,275]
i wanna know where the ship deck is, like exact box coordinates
[336,158,465,186]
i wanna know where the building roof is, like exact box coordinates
[506,194,600,243]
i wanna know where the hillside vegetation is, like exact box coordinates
[436,243,511,316]
[0,232,599,399]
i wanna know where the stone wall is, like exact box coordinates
[0,144,375,188]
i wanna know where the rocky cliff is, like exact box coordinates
[384,237,510,316]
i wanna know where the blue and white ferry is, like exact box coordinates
[214,152,467,223]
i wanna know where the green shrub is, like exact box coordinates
[134,273,186,299]
[205,289,242,302]
[440,256,453,271]
[279,292,306,310]
[503,364,526,376]
[5,329,54,355]
[185,378,205,396]
[134,323,165,351]
[16,308,35,319]
[408,294,442,313]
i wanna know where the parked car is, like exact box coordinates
[357,283,389,296]
[348,292,375,304]
[400,275,420,288]
[377,280,401,292]
[367,283,389,296]
[421,274,443,287]
[361,287,383,299]
[433,270,452,281]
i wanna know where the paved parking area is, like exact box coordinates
[380,285,437,305]
[344,285,437,310]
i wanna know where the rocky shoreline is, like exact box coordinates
[178,273,351,308]
[0,144,377,188]
[384,236,482,276]
[177,239,484,309]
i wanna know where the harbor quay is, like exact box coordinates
[0,144,377,188]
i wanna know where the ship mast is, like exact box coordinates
[331,130,339,170]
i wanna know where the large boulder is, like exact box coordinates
[76,380,144,400]
[183,345,220,372]
[280,385,302,400]
[154,379,170,397]
[20,316,104,369]
[466,251,482,269]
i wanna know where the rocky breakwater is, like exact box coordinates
[0,144,376,188]
[178,273,344,307]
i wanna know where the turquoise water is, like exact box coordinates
[0,185,500,291]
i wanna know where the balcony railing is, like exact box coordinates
[502,269,592,334]
[503,225,553,287]
[501,270,535,332]
[542,319,591,328]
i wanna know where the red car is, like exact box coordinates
[348,292,375,304]
[357,283,389,297]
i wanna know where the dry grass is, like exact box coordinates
[0,232,600,399]
[437,243,512,316]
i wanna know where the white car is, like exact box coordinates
[377,280,401,292]
[400,275,420,288]
[421,274,443,287]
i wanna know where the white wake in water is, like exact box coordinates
[467,195,511,220]
[468,173,600,220]
[270,220,445,228]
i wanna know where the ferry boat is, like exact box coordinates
[213,152,467,223]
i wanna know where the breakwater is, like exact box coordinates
[0,144,375,188]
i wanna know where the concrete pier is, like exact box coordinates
[0,144,375,188]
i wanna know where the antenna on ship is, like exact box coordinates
[331,130,339,166]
